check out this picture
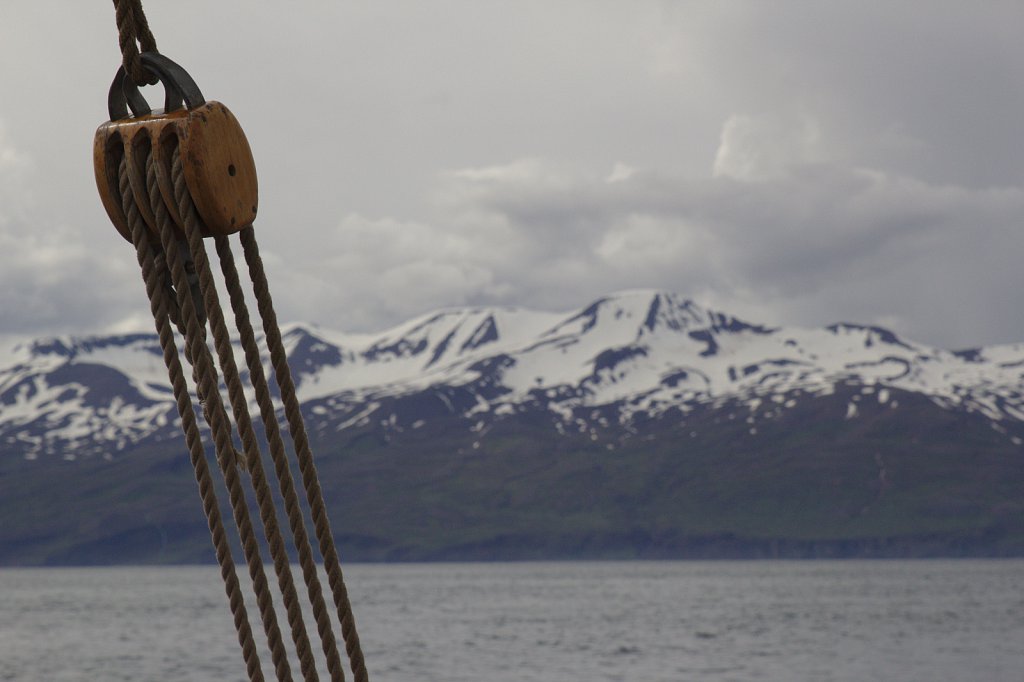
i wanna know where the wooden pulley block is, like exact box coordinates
[94,52,258,242]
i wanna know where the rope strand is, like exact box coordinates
[118,154,265,682]
[241,230,370,682]
[104,15,369,676]
[143,149,294,682]
[112,0,158,85]
[216,232,350,682]
[171,147,325,682]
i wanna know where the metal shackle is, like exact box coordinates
[108,52,206,121]
[94,52,258,242]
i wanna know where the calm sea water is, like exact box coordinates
[1,560,1022,681]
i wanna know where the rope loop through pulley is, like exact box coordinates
[94,43,369,682]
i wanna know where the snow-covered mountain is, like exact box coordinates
[3,289,1024,461]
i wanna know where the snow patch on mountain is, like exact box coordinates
[3,290,1024,460]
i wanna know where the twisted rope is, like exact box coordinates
[215,231,349,682]
[118,153,265,682]
[142,150,294,682]
[241,229,369,682]
[112,0,158,85]
[106,12,370,669]
[170,146,325,682]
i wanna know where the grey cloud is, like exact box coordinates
[687,2,1024,188]
[1,2,1021,347]
[0,121,140,335]
[268,153,1023,348]
[0,224,142,335]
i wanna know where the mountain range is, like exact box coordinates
[2,290,1023,564]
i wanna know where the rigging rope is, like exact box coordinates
[118,154,267,682]
[101,5,369,681]
[112,0,158,85]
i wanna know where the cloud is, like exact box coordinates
[267,142,1024,348]
[0,119,141,336]
[1,2,1022,348]
[680,2,1024,189]
[606,163,637,184]
[270,214,505,332]
[0,120,32,225]
[0,122,29,174]
[0,222,141,336]
[713,113,826,181]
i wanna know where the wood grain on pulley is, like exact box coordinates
[94,101,258,242]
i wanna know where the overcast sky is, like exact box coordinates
[1,1,1022,349]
